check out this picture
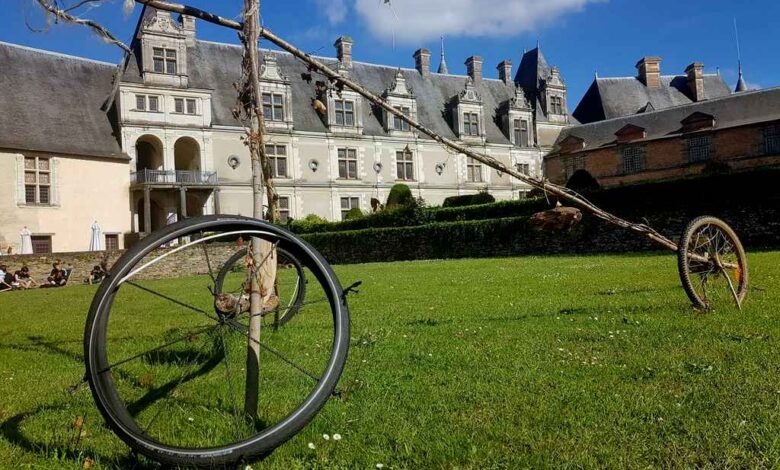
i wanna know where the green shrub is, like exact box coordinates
[386,183,414,209]
[344,207,364,220]
[442,191,496,208]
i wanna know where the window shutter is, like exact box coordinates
[15,155,24,204]
[51,158,60,206]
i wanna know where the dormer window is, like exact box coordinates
[393,107,412,132]
[514,119,530,147]
[383,70,417,135]
[549,96,564,115]
[334,99,355,127]
[463,113,480,136]
[153,47,177,75]
[454,78,484,141]
[503,87,533,147]
[262,93,285,121]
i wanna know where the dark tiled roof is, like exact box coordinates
[554,86,780,152]
[123,40,522,145]
[573,74,731,124]
[514,47,551,122]
[0,42,125,159]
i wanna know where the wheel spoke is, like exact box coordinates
[126,281,219,322]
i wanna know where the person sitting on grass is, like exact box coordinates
[42,261,70,288]
[87,264,107,285]
[0,265,13,292]
[14,266,37,289]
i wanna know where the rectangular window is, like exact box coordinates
[265,144,288,178]
[396,150,414,181]
[262,93,285,121]
[135,94,146,111]
[467,157,483,182]
[550,96,564,115]
[340,197,360,220]
[148,96,159,112]
[516,163,530,176]
[563,154,586,180]
[337,148,358,179]
[174,98,184,113]
[334,100,355,127]
[620,145,645,174]
[393,107,411,132]
[463,113,480,136]
[105,234,119,251]
[153,47,177,75]
[186,99,197,115]
[513,119,530,147]
[24,156,52,205]
[763,124,780,154]
[278,197,290,223]
[685,134,712,163]
[31,235,52,254]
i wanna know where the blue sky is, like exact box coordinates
[1,0,777,105]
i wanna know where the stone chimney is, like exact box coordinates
[180,14,196,45]
[465,56,483,84]
[685,62,705,102]
[334,36,353,68]
[636,56,662,88]
[414,48,431,77]
[497,60,512,85]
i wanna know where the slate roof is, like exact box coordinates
[122,40,525,145]
[572,74,731,124]
[553,86,780,153]
[514,47,553,122]
[0,42,126,159]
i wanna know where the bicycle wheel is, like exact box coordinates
[215,246,307,327]
[677,216,749,311]
[84,215,350,467]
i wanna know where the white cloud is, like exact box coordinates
[352,0,603,43]
[314,0,349,25]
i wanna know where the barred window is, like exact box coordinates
[563,154,586,180]
[334,100,355,127]
[105,234,119,251]
[620,145,645,174]
[393,107,411,131]
[278,196,290,223]
[338,148,358,179]
[24,156,51,205]
[153,47,177,74]
[264,145,288,178]
[396,150,414,181]
[463,113,480,136]
[31,235,52,254]
[340,197,360,220]
[685,135,712,163]
[763,124,780,155]
[467,157,483,182]
[262,93,285,121]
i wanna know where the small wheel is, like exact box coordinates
[677,216,749,311]
[215,246,307,326]
[84,215,350,467]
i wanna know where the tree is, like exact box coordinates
[386,183,414,210]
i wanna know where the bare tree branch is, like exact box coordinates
[32,0,131,53]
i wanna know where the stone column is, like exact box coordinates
[143,187,152,234]
[179,187,188,219]
[213,189,221,214]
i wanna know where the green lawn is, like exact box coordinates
[0,251,778,469]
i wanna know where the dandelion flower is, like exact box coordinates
[323,434,330,440]
[308,442,316,449]
[333,433,342,440]
[187,417,194,422]
[376,464,384,469]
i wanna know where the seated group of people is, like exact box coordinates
[0,264,39,291]
[0,260,109,292]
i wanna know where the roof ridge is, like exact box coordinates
[569,86,780,130]
[0,40,117,66]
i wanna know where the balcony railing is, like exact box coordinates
[131,169,218,185]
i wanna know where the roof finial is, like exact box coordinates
[536,39,540,50]
[734,18,748,92]
[437,35,449,74]
[594,70,599,79]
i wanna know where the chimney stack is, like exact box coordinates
[414,48,431,77]
[497,60,513,84]
[334,36,353,68]
[685,62,705,102]
[465,56,483,84]
[180,14,196,45]
[636,56,662,88]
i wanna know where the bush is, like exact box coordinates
[344,207,364,220]
[442,191,496,208]
[386,183,414,209]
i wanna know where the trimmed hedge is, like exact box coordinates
[442,192,496,207]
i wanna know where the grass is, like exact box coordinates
[0,251,778,469]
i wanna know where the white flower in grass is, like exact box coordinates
[333,433,342,441]
[308,442,316,450]
[376,464,384,469]
[323,434,330,440]
[187,417,194,422]
[244,466,254,470]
